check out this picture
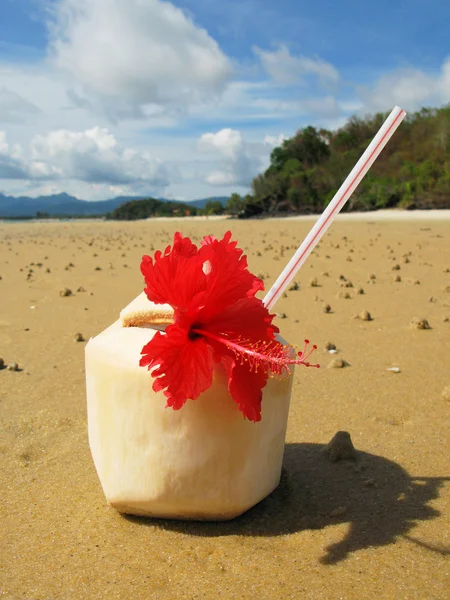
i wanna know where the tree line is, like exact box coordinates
[226,105,450,216]
[106,198,224,220]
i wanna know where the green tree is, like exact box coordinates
[225,193,245,215]
[109,198,190,220]
[204,200,224,215]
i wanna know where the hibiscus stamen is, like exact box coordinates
[297,339,319,367]
[192,328,319,376]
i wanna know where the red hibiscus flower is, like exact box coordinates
[139,231,318,422]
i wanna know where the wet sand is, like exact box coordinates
[1,215,449,599]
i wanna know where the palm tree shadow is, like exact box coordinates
[125,443,450,564]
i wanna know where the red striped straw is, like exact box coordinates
[263,105,407,311]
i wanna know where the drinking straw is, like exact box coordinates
[263,105,406,311]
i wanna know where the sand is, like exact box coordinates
[0,214,449,599]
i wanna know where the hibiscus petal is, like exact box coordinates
[140,324,214,410]
[140,233,206,310]
[194,296,277,421]
[198,231,264,317]
[223,357,268,422]
[205,296,279,342]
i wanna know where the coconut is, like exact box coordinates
[86,295,293,520]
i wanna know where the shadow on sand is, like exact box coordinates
[125,443,450,564]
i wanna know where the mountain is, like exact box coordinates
[0,192,125,217]
[0,193,227,217]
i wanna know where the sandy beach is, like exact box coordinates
[1,214,449,599]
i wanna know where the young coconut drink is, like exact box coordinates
[86,231,318,520]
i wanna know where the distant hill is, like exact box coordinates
[0,193,227,217]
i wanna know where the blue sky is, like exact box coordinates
[0,0,449,201]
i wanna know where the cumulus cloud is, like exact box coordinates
[30,127,171,185]
[357,58,450,113]
[47,0,233,119]
[253,45,339,86]
[198,128,266,186]
[264,133,286,147]
[0,127,173,191]
[0,132,29,179]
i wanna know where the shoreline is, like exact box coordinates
[285,208,450,221]
[2,208,450,225]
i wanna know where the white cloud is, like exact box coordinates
[47,0,234,119]
[254,45,340,86]
[0,127,174,193]
[198,128,244,159]
[32,126,174,186]
[198,128,267,186]
[357,58,450,113]
[0,132,29,179]
[264,133,286,147]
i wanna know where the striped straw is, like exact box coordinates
[263,105,406,311]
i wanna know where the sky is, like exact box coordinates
[0,0,449,202]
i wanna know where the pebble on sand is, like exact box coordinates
[60,287,73,297]
[74,333,85,342]
[0,357,4,369]
[288,281,300,291]
[356,310,373,321]
[7,361,20,371]
[322,303,332,313]
[323,431,357,462]
[410,317,431,330]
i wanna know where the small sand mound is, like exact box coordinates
[327,358,349,369]
[410,317,431,330]
[323,431,357,462]
[355,310,372,321]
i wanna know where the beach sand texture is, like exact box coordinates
[1,215,449,599]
